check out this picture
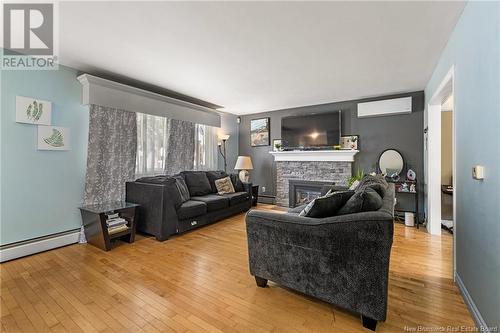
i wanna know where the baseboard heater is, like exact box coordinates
[0,228,80,263]
[258,195,276,205]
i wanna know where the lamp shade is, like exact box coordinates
[219,134,230,141]
[234,156,253,170]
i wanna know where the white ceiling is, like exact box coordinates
[59,1,465,115]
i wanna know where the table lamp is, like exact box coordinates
[234,156,253,182]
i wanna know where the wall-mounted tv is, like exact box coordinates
[281,111,341,150]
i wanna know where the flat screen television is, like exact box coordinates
[281,111,341,150]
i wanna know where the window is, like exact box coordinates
[135,113,169,177]
[135,115,219,177]
[194,124,218,171]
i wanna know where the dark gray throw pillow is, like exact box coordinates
[300,191,355,218]
[173,175,190,203]
[337,187,383,215]
[206,170,228,193]
[181,171,212,196]
[356,174,388,197]
[230,174,245,192]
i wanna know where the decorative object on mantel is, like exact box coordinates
[250,117,270,147]
[218,134,230,172]
[273,139,282,152]
[234,156,253,182]
[341,135,359,150]
[37,126,70,150]
[16,96,52,125]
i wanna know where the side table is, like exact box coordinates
[252,185,259,207]
[79,201,139,251]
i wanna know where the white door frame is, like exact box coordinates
[425,65,456,276]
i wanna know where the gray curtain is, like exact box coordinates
[164,118,195,174]
[84,104,137,205]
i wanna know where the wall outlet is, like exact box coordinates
[262,186,266,193]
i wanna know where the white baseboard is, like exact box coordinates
[0,229,80,263]
[455,273,490,332]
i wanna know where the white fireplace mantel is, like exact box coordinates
[269,150,359,162]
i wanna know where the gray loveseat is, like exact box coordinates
[126,171,252,241]
[245,182,395,331]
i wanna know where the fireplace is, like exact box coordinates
[289,180,335,208]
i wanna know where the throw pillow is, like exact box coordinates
[206,170,228,193]
[355,174,388,197]
[230,174,245,192]
[300,190,355,218]
[181,171,212,196]
[337,187,383,215]
[215,176,235,195]
[173,175,190,202]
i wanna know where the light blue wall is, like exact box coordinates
[1,65,89,245]
[425,2,500,328]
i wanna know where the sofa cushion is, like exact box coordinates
[356,174,388,197]
[173,175,190,202]
[206,171,228,193]
[215,176,235,195]
[299,191,355,218]
[182,171,212,196]
[230,174,245,192]
[223,191,249,206]
[337,187,383,215]
[177,200,207,220]
[190,194,229,212]
[288,204,307,214]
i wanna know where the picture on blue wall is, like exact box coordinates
[16,96,52,125]
[37,126,70,151]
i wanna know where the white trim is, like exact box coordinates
[455,273,491,332]
[0,231,79,262]
[77,74,221,127]
[269,150,358,162]
[426,65,455,236]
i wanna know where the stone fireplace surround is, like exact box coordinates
[270,150,358,207]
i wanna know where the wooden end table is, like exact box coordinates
[79,201,139,251]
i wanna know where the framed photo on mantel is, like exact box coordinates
[251,117,270,147]
[340,135,359,150]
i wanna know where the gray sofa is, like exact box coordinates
[126,171,252,241]
[245,182,395,331]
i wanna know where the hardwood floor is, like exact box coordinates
[0,204,473,332]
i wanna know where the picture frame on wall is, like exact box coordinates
[340,135,359,150]
[251,117,270,147]
[16,96,52,125]
[37,126,70,151]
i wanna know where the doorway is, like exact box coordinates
[425,65,456,277]
[441,96,454,233]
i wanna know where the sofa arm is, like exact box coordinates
[242,181,253,195]
[126,180,179,240]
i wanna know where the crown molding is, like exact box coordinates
[77,74,221,127]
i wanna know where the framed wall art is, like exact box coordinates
[250,117,270,147]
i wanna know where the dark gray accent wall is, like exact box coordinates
[239,91,424,217]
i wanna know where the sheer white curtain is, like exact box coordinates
[135,113,169,177]
[194,124,218,171]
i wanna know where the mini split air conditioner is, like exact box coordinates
[357,96,412,118]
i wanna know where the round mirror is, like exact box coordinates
[378,149,404,177]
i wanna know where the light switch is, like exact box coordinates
[472,165,485,180]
